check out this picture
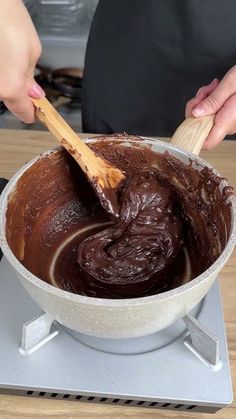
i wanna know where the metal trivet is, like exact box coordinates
[0,257,233,413]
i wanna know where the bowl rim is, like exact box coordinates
[0,136,236,307]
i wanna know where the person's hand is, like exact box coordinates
[185,65,236,149]
[0,0,45,123]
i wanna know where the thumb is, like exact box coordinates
[192,76,232,117]
[3,79,45,124]
[27,79,45,99]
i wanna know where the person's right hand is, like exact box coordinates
[0,0,45,123]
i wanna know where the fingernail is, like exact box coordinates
[211,78,219,84]
[193,105,205,117]
[196,89,203,98]
[28,82,45,98]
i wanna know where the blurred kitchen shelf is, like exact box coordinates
[39,35,87,69]
[24,0,98,68]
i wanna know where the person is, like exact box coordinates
[1,0,236,150]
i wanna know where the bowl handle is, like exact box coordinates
[170,115,214,156]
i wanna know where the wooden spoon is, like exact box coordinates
[171,115,214,155]
[31,97,125,218]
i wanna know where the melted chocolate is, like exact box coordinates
[78,173,183,284]
[6,134,233,299]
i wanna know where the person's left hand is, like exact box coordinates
[185,65,236,149]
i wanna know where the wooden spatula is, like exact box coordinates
[31,97,125,218]
[171,115,214,155]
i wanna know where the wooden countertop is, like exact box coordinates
[0,129,235,419]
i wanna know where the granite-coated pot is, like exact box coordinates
[0,136,236,339]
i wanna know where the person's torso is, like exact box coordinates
[83,0,236,136]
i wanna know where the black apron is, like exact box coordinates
[82,0,236,137]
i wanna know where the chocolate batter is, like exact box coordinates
[78,173,182,284]
[6,135,233,299]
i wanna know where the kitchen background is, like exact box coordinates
[0,0,99,132]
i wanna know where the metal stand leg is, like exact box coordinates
[183,314,222,369]
[19,312,59,356]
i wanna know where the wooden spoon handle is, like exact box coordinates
[30,96,99,174]
[170,115,214,156]
[31,97,124,198]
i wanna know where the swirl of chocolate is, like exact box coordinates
[77,173,182,285]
